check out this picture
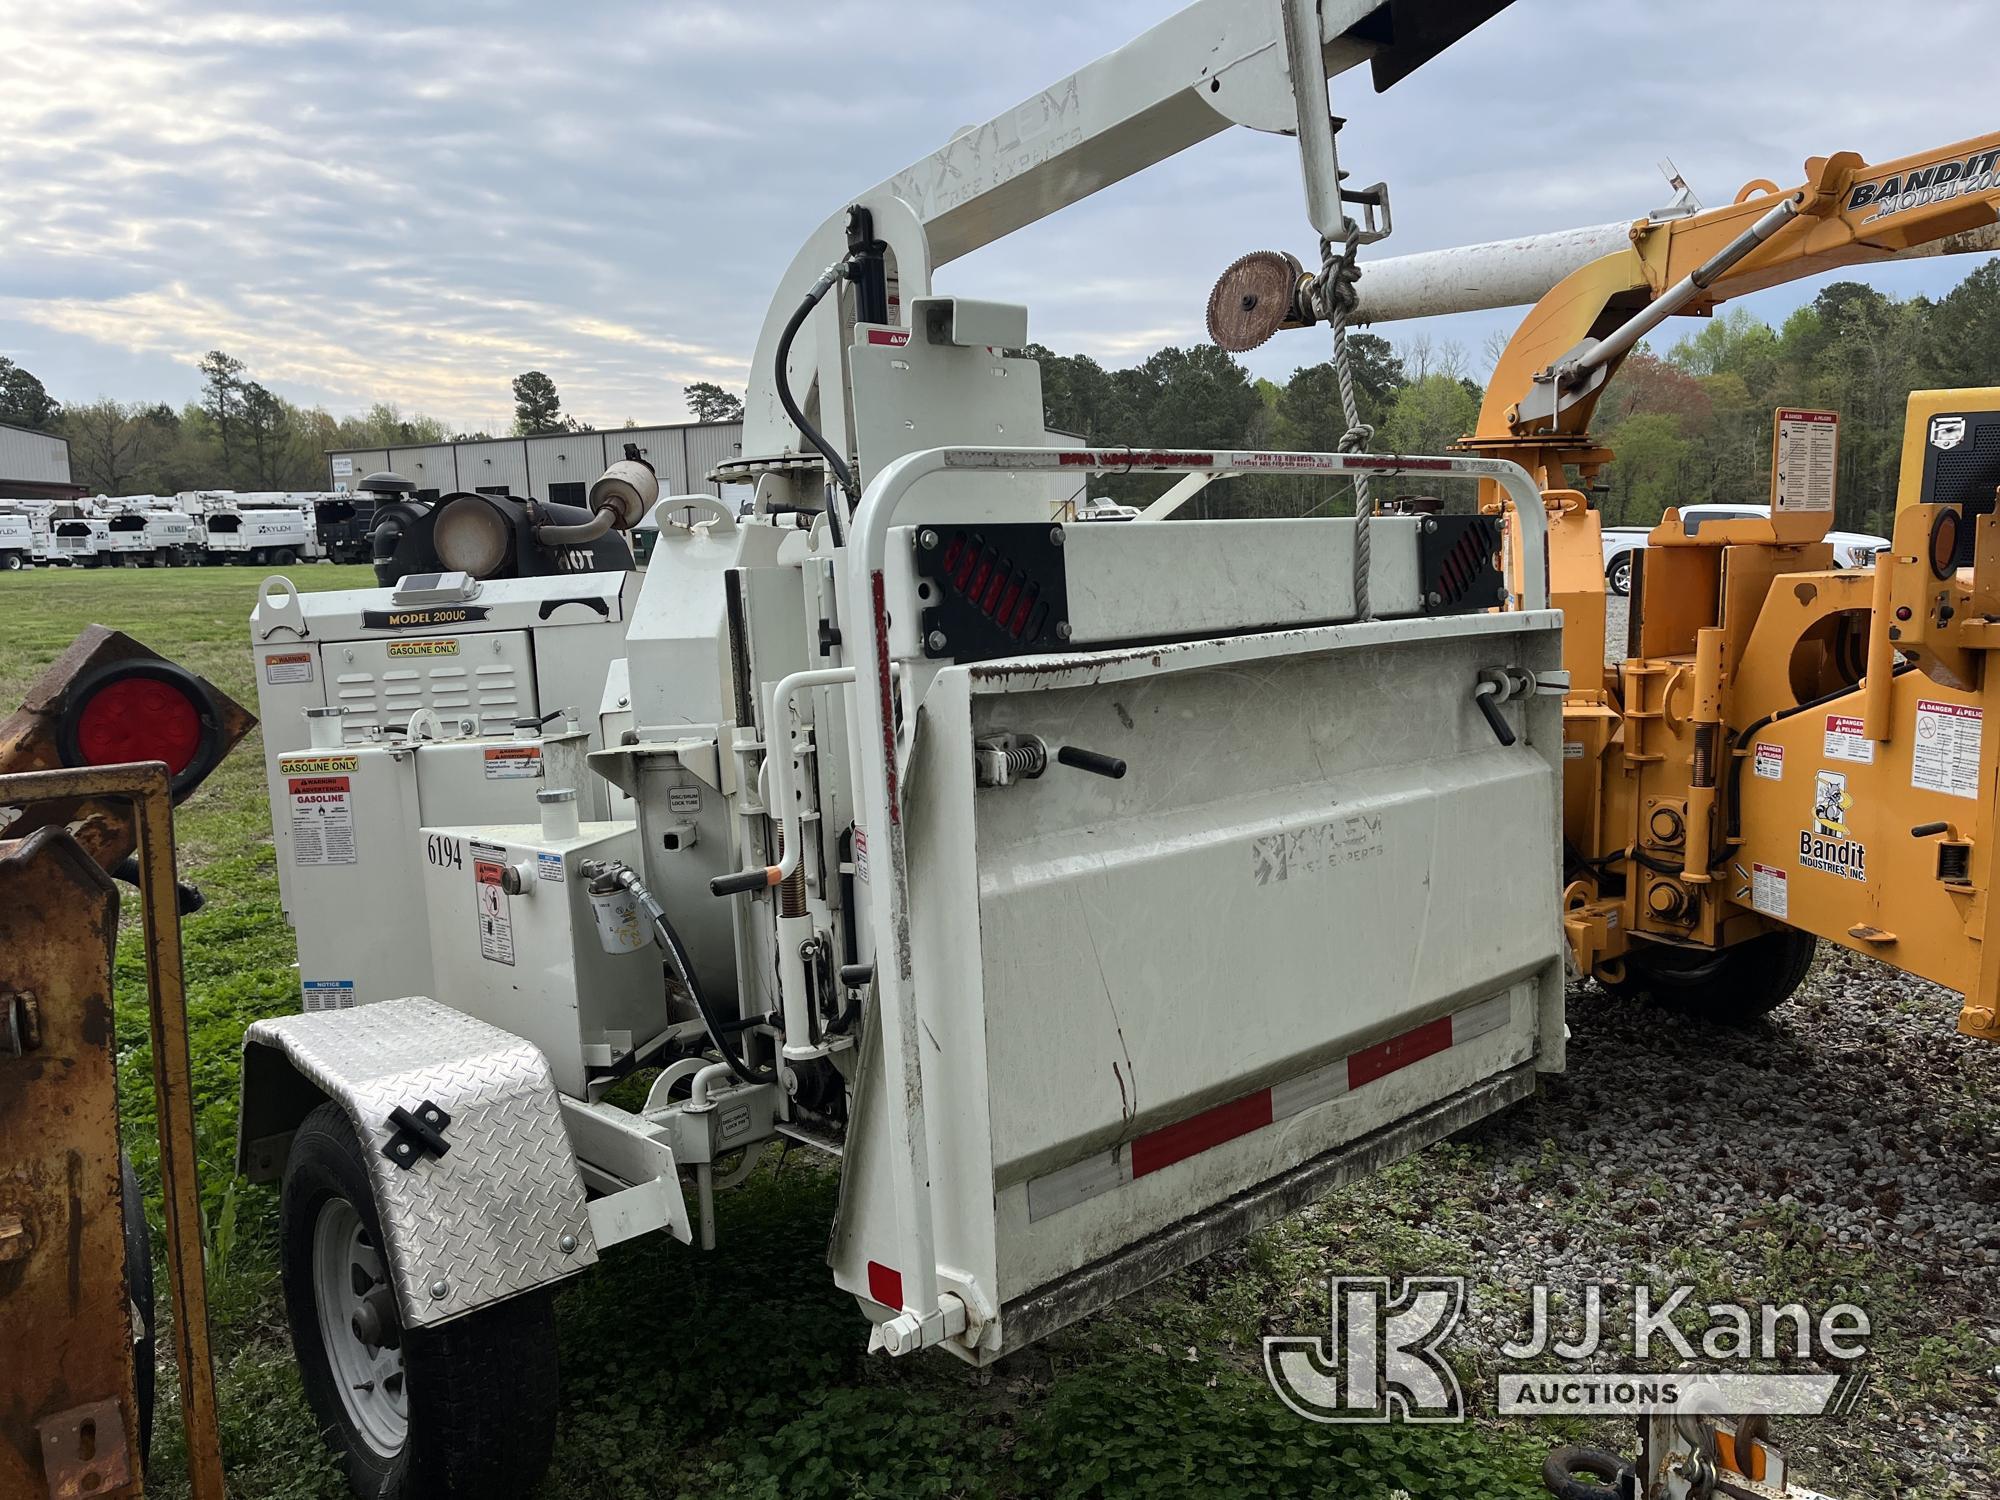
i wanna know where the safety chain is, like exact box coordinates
[1317,234,1373,618]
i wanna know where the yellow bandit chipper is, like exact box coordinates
[1210,130,2000,1037]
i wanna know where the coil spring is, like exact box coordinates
[1001,740,1046,778]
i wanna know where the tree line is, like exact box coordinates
[1029,264,2000,532]
[1,354,747,497]
[10,261,2000,515]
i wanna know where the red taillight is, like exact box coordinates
[56,659,223,795]
[74,676,204,775]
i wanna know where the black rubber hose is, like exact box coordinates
[650,908,772,1086]
[774,261,856,548]
[1541,1445,1632,1500]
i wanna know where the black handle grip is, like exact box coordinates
[1911,821,1950,838]
[710,867,774,897]
[838,963,875,987]
[1057,745,1127,779]
[1474,689,1517,747]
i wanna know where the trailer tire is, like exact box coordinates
[1619,930,1816,1023]
[280,1102,560,1500]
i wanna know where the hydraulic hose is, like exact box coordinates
[650,908,772,1086]
[775,258,857,549]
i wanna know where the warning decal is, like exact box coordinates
[1773,408,1838,514]
[473,846,515,965]
[264,651,313,685]
[289,776,357,866]
[1823,715,1875,764]
[669,785,702,812]
[280,753,359,775]
[1753,742,1785,781]
[1913,698,1983,800]
[483,744,543,780]
[1751,862,1789,920]
[386,638,460,658]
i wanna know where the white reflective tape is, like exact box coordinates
[1025,1146,1131,1223]
[1270,1054,1350,1123]
[1450,993,1512,1046]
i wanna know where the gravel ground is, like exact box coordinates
[1466,960,2000,1493]
[1400,585,2000,1493]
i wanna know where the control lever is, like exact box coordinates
[1473,667,1541,749]
[1056,745,1127,779]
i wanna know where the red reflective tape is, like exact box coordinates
[1130,1089,1273,1178]
[1344,455,1455,471]
[867,1260,903,1309]
[1346,1016,1453,1090]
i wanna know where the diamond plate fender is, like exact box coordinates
[238,996,596,1329]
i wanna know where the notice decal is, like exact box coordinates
[302,978,356,1011]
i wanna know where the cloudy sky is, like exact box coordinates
[1,0,1993,432]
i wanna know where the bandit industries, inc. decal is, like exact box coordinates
[1801,768,1866,882]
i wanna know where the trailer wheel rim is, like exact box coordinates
[311,1197,408,1456]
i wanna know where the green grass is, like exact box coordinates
[1,566,1561,1499]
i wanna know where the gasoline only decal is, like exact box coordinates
[386,638,460,659]
[287,774,357,867]
[472,842,515,965]
[1912,698,1983,800]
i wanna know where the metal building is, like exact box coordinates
[325,421,743,504]
[0,422,84,501]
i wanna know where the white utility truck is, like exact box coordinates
[0,508,31,570]
[100,499,198,566]
[201,502,313,565]
[236,4,1564,1496]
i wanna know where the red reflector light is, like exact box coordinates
[75,676,204,774]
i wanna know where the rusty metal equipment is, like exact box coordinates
[2,629,253,1500]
